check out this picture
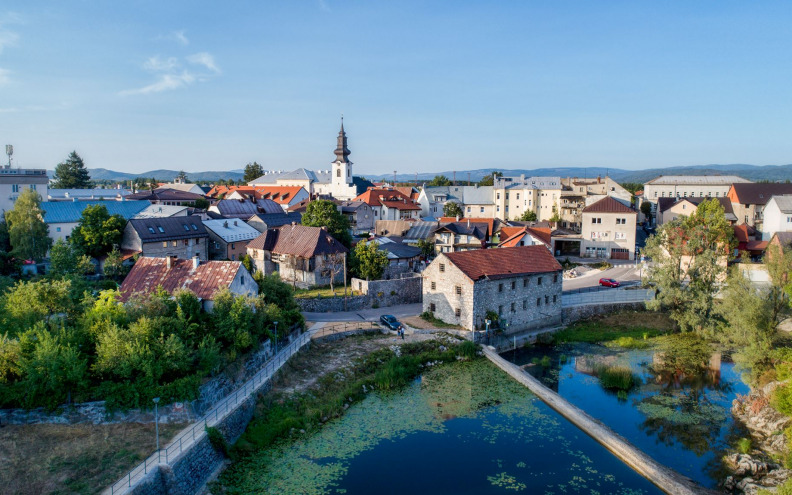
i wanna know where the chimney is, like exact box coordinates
[233,220,238,226]
[467,218,471,227]
[456,215,460,222]
[192,255,200,271]
[223,220,228,228]
[597,175,602,184]
[166,256,174,270]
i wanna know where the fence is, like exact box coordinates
[561,281,640,295]
[107,331,312,495]
[311,321,382,341]
[561,288,655,307]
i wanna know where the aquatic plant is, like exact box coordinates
[530,355,552,367]
[593,365,636,391]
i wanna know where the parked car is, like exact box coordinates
[599,278,621,288]
[380,314,402,330]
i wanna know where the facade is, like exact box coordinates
[118,256,257,312]
[336,200,374,233]
[246,212,302,233]
[727,183,792,228]
[156,179,206,196]
[498,226,552,250]
[558,176,632,232]
[0,165,49,215]
[225,186,309,211]
[417,185,495,218]
[762,195,792,241]
[492,176,563,222]
[41,200,151,244]
[580,197,637,259]
[422,246,562,333]
[126,188,206,206]
[208,198,282,219]
[47,188,131,202]
[433,221,487,253]
[354,187,422,221]
[247,121,373,200]
[246,224,348,288]
[371,237,423,277]
[203,218,261,260]
[642,176,751,213]
[656,197,737,226]
[121,217,209,261]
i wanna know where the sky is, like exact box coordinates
[1,1,792,175]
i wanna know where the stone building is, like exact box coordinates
[433,221,487,253]
[121,216,209,261]
[246,224,348,288]
[422,245,562,334]
[203,218,261,261]
[579,197,637,259]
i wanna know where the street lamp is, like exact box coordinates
[152,397,161,456]
[485,319,491,344]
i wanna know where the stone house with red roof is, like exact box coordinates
[353,187,422,221]
[422,245,562,334]
[246,224,348,288]
[580,197,637,259]
[119,256,257,311]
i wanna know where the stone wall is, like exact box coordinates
[296,276,422,312]
[0,401,195,426]
[562,301,645,325]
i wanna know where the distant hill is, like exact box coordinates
[79,163,792,186]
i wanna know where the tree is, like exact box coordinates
[243,162,264,183]
[70,204,126,258]
[4,188,51,262]
[0,219,10,252]
[52,151,92,189]
[644,199,734,334]
[620,182,644,194]
[443,202,463,218]
[417,238,435,259]
[518,210,537,222]
[427,175,451,187]
[49,240,95,278]
[3,279,73,334]
[548,206,562,223]
[176,170,189,182]
[103,247,127,280]
[352,240,389,280]
[300,199,352,247]
[640,201,653,222]
[192,197,210,210]
[325,252,346,293]
[479,171,503,186]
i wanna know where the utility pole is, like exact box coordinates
[453,171,456,186]
[343,252,348,312]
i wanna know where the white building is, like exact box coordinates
[580,197,637,260]
[492,175,563,222]
[0,165,49,215]
[643,175,751,207]
[762,195,792,241]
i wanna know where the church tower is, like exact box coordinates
[332,117,352,186]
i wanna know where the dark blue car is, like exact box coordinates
[380,314,401,330]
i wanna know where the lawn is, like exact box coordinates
[293,286,360,299]
[552,310,673,346]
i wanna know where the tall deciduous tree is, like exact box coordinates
[640,201,653,221]
[518,210,537,222]
[351,240,389,280]
[4,188,51,262]
[427,175,451,187]
[52,151,92,189]
[49,240,95,278]
[478,171,503,186]
[644,198,734,334]
[243,161,264,183]
[70,204,126,258]
[300,199,352,247]
[443,202,463,218]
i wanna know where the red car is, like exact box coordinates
[599,278,621,288]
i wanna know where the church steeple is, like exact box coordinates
[334,116,351,164]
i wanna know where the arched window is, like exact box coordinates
[336,168,341,177]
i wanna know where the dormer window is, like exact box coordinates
[157,226,165,233]
[183,224,190,231]
[148,227,155,234]
[192,224,198,230]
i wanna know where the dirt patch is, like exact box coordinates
[597,309,675,331]
[402,315,463,330]
[0,422,185,495]
[271,329,457,396]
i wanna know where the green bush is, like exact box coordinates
[736,437,752,454]
[206,426,230,457]
[772,384,792,417]
[594,365,636,391]
[458,341,478,359]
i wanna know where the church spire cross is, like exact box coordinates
[334,116,350,163]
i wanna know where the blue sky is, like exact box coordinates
[1,1,792,175]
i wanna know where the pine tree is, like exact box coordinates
[52,151,92,189]
[243,162,264,183]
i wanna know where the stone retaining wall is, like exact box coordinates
[296,276,422,312]
[0,401,195,426]
[483,347,715,495]
[562,301,645,324]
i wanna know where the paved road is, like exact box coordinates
[303,303,423,322]
[562,264,642,291]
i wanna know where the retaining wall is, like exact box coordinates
[562,302,646,324]
[296,276,422,312]
[0,401,195,426]
[483,347,714,495]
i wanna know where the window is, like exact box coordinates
[439,263,445,272]
[497,193,500,200]
[172,241,177,247]
[523,278,528,287]
[467,207,471,212]
[516,193,520,200]
[480,207,484,213]
[55,226,61,233]
[148,227,155,234]
[505,193,509,200]
[184,240,189,246]
[616,218,626,225]
[553,294,557,303]
[536,298,541,306]
[510,302,515,312]
[430,303,436,312]
[195,238,200,244]
[12,184,20,193]
[545,295,549,304]
[192,224,198,231]
[162,241,167,247]
[510,281,515,290]
[553,274,558,283]
[431,282,436,290]
[30,184,36,190]
[498,305,503,315]
[455,308,461,317]
[157,226,165,233]
[337,168,341,177]
[455,285,461,295]
[523,299,527,310]
[537,276,542,285]
[183,224,190,231]
[498,283,503,292]
[615,232,626,240]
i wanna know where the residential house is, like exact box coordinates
[558,176,632,232]
[422,246,562,333]
[118,256,257,311]
[657,197,737,226]
[223,186,309,211]
[121,217,209,261]
[734,224,767,260]
[371,237,423,277]
[498,226,552,251]
[47,188,132,202]
[126,188,206,206]
[206,185,256,199]
[246,212,303,233]
[246,224,348,288]
[762,195,792,241]
[417,185,495,219]
[354,187,422,221]
[336,200,374,234]
[642,176,751,218]
[433,221,487,254]
[203,218,261,261]
[492,175,563,222]
[727,183,792,228]
[580,197,637,259]
[0,164,49,215]
[42,200,151,244]
[133,204,192,219]
[208,198,282,219]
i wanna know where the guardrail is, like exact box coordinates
[561,282,641,295]
[561,288,655,307]
[107,331,311,495]
[312,321,381,340]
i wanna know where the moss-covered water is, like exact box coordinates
[507,343,750,489]
[220,359,659,494]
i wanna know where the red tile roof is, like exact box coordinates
[354,188,421,210]
[444,245,561,281]
[247,224,348,258]
[582,196,636,214]
[252,186,305,205]
[207,185,256,198]
[498,227,551,248]
[119,257,247,302]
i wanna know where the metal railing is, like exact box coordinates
[312,321,381,340]
[561,288,655,307]
[561,282,640,295]
[107,331,311,495]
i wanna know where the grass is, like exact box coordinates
[594,364,636,391]
[0,422,185,495]
[736,437,752,454]
[552,310,673,346]
[293,285,360,299]
[406,311,464,330]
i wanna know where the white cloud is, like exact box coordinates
[0,68,10,85]
[0,31,18,54]
[119,71,196,96]
[143,55,179,72]
[187,52,220,74]
[173,30,189,46]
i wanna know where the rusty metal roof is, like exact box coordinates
[444,245,562,281]
[119,257,248,302]
[246,224,347,258]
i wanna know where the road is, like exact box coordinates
[562,263,642,292]
[303,303,423,322]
